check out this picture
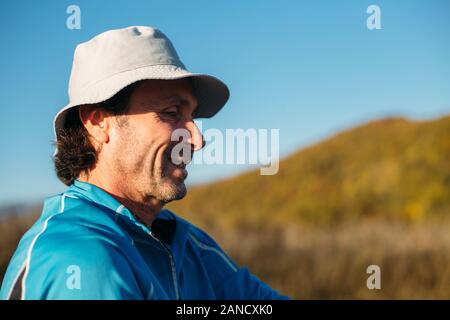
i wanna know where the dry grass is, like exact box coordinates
[209,218,450,299]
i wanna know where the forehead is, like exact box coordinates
[130,79,197,107]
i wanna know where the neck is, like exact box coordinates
[78,173,163,228]
[118,196,163,227]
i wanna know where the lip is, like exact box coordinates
[166,148,191,169]
[167,160,188,180]
[168,156,187,169]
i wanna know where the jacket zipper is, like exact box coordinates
[149,231,180,300]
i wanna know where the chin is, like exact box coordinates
[156,162,188,202]
[170,182,187,200]
[158,179,187,203]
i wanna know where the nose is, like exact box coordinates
[185,120,205,151]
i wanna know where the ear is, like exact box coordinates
[78,105,111,145]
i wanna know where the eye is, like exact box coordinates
[161,106,180,118]
[164,111,177,117]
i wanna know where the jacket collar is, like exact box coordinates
[65,180,169,242]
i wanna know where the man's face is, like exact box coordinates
[106,79,203,203]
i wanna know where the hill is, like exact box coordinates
[168,115,450,229]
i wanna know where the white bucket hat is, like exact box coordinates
[54,26,229,137]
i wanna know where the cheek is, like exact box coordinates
[108,123,147,166]
[114,118,175,166]
[153,125,177,163]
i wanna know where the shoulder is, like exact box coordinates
[30,193,135,267]
[38,193,132,245]
[19,194,140,299]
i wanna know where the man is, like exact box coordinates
[0,26,289,299]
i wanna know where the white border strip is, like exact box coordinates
[116,204,125,213]
[19,194,67,299]
[5,262,26,300]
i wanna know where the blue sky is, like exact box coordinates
[0,0,449,205]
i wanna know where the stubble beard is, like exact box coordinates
[153,150,188,203]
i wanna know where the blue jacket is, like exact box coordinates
[0,180,289,300]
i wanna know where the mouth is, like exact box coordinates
[168,155,187,170]
[164,144,192,179]
[166,143,192,169]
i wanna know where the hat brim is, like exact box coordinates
[53,64,229,137]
